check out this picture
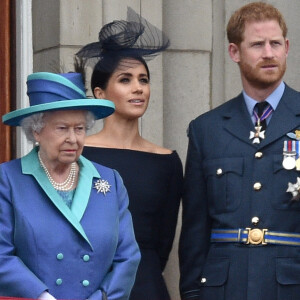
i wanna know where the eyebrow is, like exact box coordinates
[53,120,86,126]
[116,72,132,78]
[116,72,148,78]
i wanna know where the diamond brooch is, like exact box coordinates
[94,179,111,195]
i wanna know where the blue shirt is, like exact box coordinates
[243,81,285,125]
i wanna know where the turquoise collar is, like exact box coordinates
[21,147,100,249]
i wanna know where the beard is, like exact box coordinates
[239,59,286,89]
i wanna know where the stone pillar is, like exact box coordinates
[163,1,212,299]
[32,0,103,73]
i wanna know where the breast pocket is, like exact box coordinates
[272,155,300,210]
[276,257,300,300]
[203,157,244,214]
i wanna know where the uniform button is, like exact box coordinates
[251,217,260,225]
[83,255,90,262]
[253,182,262,190]
[56,253,64,260]
[200,278,206,283]
[56,278,63,285]
[255,152,263,159]
[216,168,223,175]
[82,280,90,287]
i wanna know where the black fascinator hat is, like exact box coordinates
[76,7,170,62]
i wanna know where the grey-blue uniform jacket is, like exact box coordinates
[179,84,300,300]
[0,148,140,300]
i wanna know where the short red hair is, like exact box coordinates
[227,2,287,45]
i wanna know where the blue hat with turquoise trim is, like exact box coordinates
[2,72,115,126]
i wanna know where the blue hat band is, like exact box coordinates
[27,79,87,106]
[2,72,115,126]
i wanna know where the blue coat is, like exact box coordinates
[179,84,300,300]
[0,148,140,300]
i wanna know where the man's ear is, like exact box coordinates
[228,43,241,63]
[94,87,105,99]
[285,38,290,58]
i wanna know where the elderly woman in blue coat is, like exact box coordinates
[0,72,140,300]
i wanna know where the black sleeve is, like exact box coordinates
[179,120,212,299]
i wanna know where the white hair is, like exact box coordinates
[20,111,96,143]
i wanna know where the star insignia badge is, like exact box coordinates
[94,179,111,195]
[287,177,300,201]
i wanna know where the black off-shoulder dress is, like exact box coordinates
[82,147,183,300]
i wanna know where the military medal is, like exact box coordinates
[249,121,265,144]
[285,132,300,200]
[295,140,300,171]
[283,156,296,170]
[282,140,296,170]
[287,177,300,201]
[296,158,300,170]
[285,131,300,170]
[249,104,272,144]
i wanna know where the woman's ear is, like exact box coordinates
[94,87,105,99]
[33,130,40,143]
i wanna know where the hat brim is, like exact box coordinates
[2,99,115,126]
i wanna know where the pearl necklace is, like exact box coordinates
[38,151,77,191]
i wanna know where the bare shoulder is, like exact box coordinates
[84,134,172,154]
[143,140,172,155]
[154,145,173,155]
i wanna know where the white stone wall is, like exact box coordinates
[29,1,300,299]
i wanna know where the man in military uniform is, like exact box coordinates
[179,2,300,300]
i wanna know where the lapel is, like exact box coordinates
[71,156,100,221]
[259,85,300,148]
[21,148,100,249]
[222,94,257,148]
[222,86,300,149]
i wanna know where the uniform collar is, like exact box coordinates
[243,81,285,117]
[222,85,300,149]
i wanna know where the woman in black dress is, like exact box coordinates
[75,8,183,300]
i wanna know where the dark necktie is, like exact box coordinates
[255,101,271,131]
